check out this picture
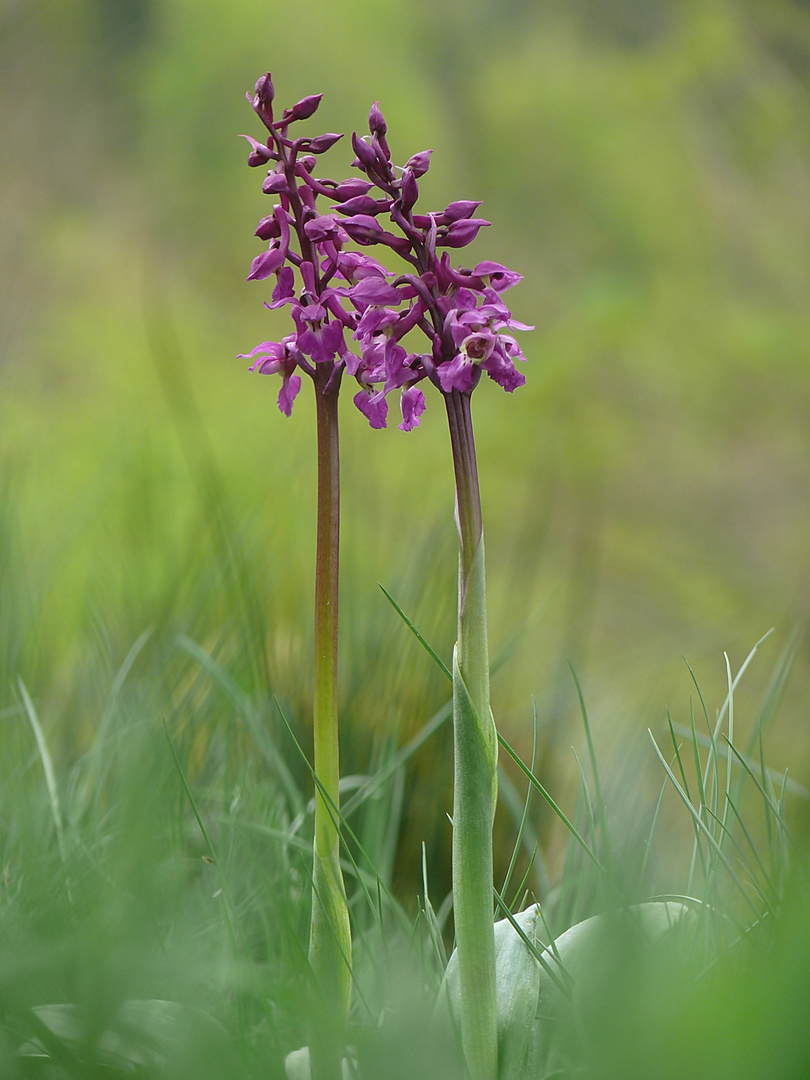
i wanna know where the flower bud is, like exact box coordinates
[250,73,275,130]
[334,178,374,201]
[351,131,379,171]
[341,215,384,245]
[284,93,323,123]
[438,218,490,248]
[240,134,274,167]
[368,101,387,137]
[333,195,385,216]
[255,215,281,241]
[262,172,288,194]
[304,214,341,241]
[405,149,432,177]
[247,245,287,281]
[303,132,343,154]
[444,200,482,222]
[398,169,419,214]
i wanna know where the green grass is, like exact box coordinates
[1,505,808,1078]
[4,3,810,1074]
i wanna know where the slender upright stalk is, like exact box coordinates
[445,390,498,1080]
[309,372,352,1080]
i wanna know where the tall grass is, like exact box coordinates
[1,455,808,1078]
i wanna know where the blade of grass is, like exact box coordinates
[500,699,549,901]
[163,723,239,956]
[179,635,303,816]
[666,710,692,805]
[568,662,610,873]
[497,731,604,874]
[722,736,795,844]
[341,698,451,819]
[421,842,448,973]
[648,729,763,921]
[570,748,598,856]
[671,722,808,801]
[638,772,669,894]
[18,679,65,863]
[275,697,413,940]
[702,804,771,911]
[508,846,540,914]
[378,583,451,680]
[721,652,734,845]
[723,793,777,905]
[491,889,572,998]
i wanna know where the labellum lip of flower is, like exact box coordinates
[471,261,523,291]
[353,388,388,429]
[437,354,475,393]
[398,386,426,431]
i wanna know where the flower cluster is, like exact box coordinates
[240,74,531,430]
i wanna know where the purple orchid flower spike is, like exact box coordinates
[338,100,534,1080]
[239,73,369,1080]
[322,101,532,432]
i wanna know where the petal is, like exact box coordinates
[483,349,526,392]
[238,339,283,361]
[354,389,388,429]
[277,374,302,416]
[437,354,474,393]
[350,278,402,306]
[472,262,523,291]
[399,386,425,431]
[247,246,286,281]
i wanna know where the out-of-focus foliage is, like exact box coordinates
[2,0,810,893]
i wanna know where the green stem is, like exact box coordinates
[445,389,498,1080]
[309,374,352,1080]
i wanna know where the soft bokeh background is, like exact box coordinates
[3,0,810,896]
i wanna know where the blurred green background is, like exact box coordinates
[3,0,810,894]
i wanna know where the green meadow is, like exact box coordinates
[2,1,810,1076]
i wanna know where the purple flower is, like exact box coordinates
[354,386,388,429]
[326,97,532,428]
[238,337,302,416]
[241,74,409,426]
[437,354,476,394]
[240,74,531,431]
[399,386,426,431]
